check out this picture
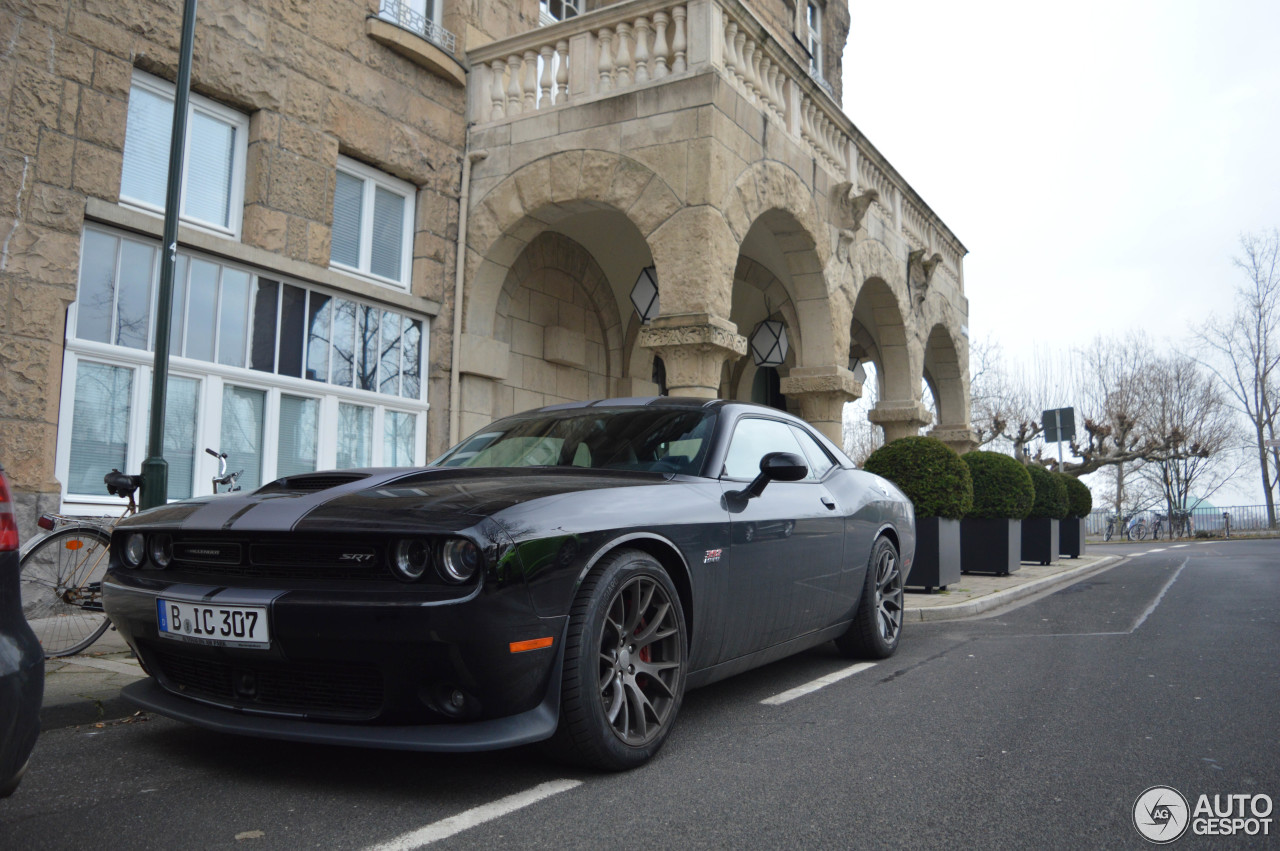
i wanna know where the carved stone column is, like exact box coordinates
[929,425,980,455]
[867,401,933,444]
[638,314,747,398]
[779,365,863,446]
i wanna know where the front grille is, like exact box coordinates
[166,537,394,581]
[174,542,242,564]
[152,648,384,720]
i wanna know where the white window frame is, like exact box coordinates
[120,70,249,240]
[539,0,582,25]
[331,156,416,292]
[806,1,823,78]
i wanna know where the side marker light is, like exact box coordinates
[509,637,555,653]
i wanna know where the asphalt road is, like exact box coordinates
[2,539,1276,850]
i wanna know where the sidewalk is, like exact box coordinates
[38,551,1124,730]
[904,552,1120,621]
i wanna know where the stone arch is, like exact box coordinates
[721,161,839,369]
[851,276,916,404]
[726,255,801,404]
[463,150,682,338]
[922,322,966,427]
[489,232,626,416]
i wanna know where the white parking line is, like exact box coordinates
[1147,548,1166,553]
[761,662,876,705]
[363,780,581,851]
[1171,544,1189,548]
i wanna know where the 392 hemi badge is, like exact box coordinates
[704,549,723,563]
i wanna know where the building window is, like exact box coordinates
[539,0,581,25]
[57,225,430,506]
[120,70,248,238]
[331,157,415,291]
[806,1,823,78]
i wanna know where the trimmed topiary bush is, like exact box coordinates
[962,451,1034,519]
[1060,473,1093,518]
[863,436,973,519]
[1026,464,1069,519]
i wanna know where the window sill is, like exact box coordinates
[366,16,467,88]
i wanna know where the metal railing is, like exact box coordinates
[379,0,458,54]
[1086,505,1278,537]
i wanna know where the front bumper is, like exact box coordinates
[103,570,567,750]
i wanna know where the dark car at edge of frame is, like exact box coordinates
[0,463,44,797]
[102,398,915,770]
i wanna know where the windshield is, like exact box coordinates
[434,408,717,475]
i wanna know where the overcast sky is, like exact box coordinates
[839,0,1280,505]
[841,0,1280,357]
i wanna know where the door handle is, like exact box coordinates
[821,496,837,510]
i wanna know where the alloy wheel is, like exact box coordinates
[596,575,683,746]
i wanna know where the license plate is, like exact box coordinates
[157,598,269,649]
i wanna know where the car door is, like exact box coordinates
[718,416,845,659]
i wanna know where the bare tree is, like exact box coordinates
[1134,353,1242,519]
[1196,229,1280,527]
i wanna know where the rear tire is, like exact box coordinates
[19,526,112,658]
[546,549,687,771]
[835,536,904,660]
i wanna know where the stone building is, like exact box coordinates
[0,0,974,529]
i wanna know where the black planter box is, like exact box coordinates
[1059,517,1087,558]
[960,518,1021,576]
[1021,517,1060,565]
[907,517,962,592]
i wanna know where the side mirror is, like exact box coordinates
[733,451,808,500]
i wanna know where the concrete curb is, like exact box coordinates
[905,555,1123,622]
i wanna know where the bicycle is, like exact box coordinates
[1104,514,1118,541]
[20,449,241,658]
[207,447,243,494]
[1150,513,1167,540]
[1126,514,1148,541]
[1176,510,1195,538]
[19,469,142,657]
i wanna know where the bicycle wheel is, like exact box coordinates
[20,525,113,657]
[1152,522,1162,541]
[1105,523,1114,542]
[1136,522,1148,541]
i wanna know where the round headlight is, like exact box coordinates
[391,539,430,581]
[123,533,146,568]
[439,538,481,583]
[149,534,173,569]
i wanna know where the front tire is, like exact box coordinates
[547,549,687,771]
[835,536,904,660]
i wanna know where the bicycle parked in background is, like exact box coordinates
[18,470,141,657]
[19,449,241,658]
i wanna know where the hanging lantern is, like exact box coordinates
[750,319,789,367]
[630,266,659,323]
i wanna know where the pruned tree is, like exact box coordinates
[1133,353,1242,518]
[1196,229,1280,527]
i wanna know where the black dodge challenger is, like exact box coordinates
[103,397,915,770]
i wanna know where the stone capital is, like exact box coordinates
[639,315,747,399]
[779,365,863,398]
[929,425,980,456]
[867,401,933,443]
[780,365,863,447]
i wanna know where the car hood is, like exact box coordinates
[119,467,671,534]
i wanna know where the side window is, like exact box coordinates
[722,418,808,480]
[791,425,835,480]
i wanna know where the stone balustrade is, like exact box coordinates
[466,0,965,287]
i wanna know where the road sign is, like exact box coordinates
[1264,439,1280,449]
[1042,407,1076,443]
